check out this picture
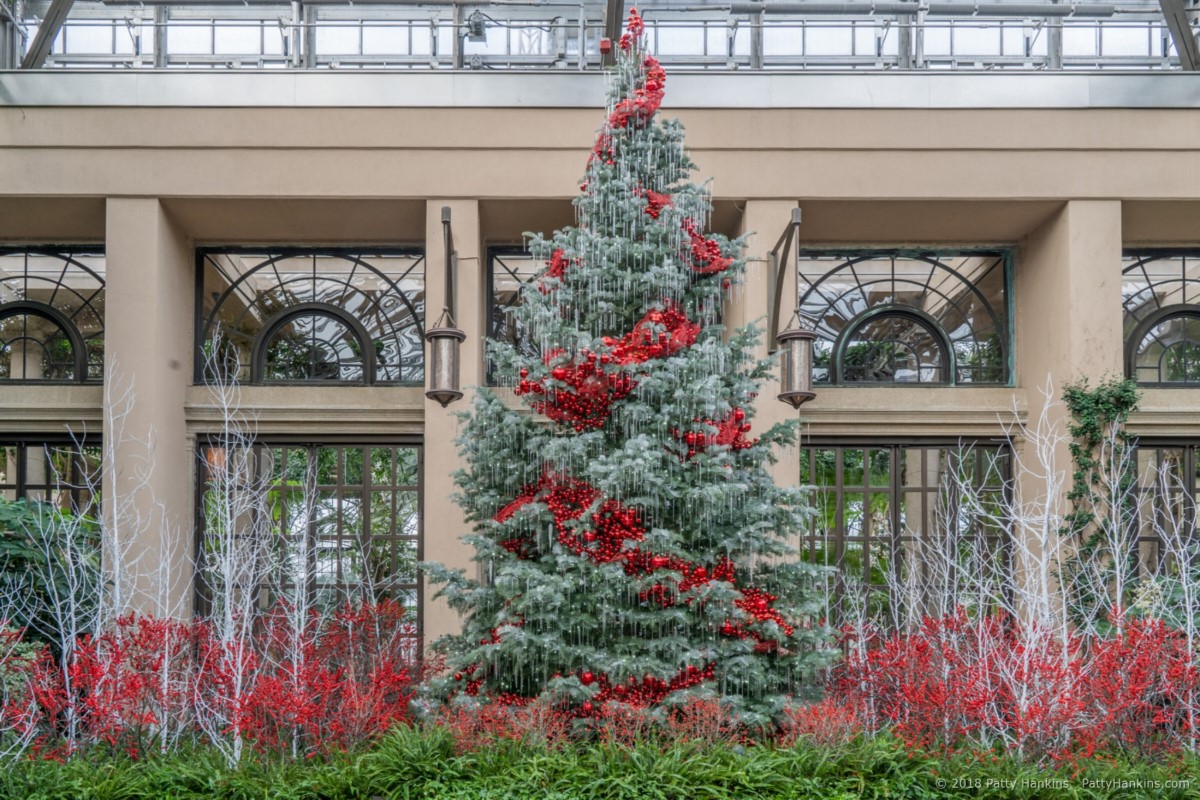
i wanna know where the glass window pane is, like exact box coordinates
[1125,254,1200,385]
[0,249,106,382]
[799,251,1008,386]
[214,24,261,56]
[200,249,424,385]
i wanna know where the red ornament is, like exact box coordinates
[639,187,673,220]
[581,671,595,686]
[682,219,733,275]
[672,410,757,460]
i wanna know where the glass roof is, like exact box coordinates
[5,0,1194,70]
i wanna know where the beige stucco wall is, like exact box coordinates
[2,76,1200,641]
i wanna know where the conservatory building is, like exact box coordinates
[1,0,1199,643]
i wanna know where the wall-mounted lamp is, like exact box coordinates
[426,207,466,408]
[776,312,816,408]
[768,206,816,408]
[426,311,466,407]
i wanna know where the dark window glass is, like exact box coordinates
[798,251,1009,386]
[197,441,421,629]
[799,442,1010,624]
[1132,443,1200,577]
[197,249,424,385]
[0,249,105,383]
[0,438,100,513]
[1123,253,1200,385]
[486,247,541,383]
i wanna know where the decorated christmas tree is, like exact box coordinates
[424,9,832,726]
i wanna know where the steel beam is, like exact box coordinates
[1159,0,1200,70]
[601,0,624,66]
[20,0,73,68]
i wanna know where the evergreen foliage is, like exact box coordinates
[422,9,832,726]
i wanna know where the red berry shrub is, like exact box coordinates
[3,602,422,761]
[831,610,1200,762]
[779,697,860,748]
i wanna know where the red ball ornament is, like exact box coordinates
[582,701,594,714]
[454,672,463,681]
[581,671,596,686]
[551,367,568,381]
[733,408,745,421]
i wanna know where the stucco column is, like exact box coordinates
[103,198,194,618]
[736,200,802,492]
[1014,200,1123,614]
[422,199,483,645]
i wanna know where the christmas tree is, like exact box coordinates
[423,9,832,726]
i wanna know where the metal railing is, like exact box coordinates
[6,1,1191,70]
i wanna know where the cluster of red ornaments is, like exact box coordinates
[607,303,699,364]
[674,407,757,460]
[616,7,645,51]
[640,188,673,220]
[537,248,575,293]
[724,587,796,653]
[515,352,636,432]
[574,663,716,715]
[492,472,645,565]
[607,54,665,130]
[515,304,699,431]
[683,218,734,275]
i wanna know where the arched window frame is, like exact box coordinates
[797,249,1013,387]
[251,303,378,385]
[832,306,955,385]
[1123,251,1200,387]
[0,247,106,385]
[196,247,425,386]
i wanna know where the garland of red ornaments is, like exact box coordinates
[493,471,645,563]
[572,663,715,715]
[514,303,699,431]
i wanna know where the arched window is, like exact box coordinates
[0,249,105,383]
[798,251,1010,386]
[839,310,950,384]
[198,249,424,385]
[1123,253,1200,385]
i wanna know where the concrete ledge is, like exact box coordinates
[2,70,1200,109]
[0,385,103,434]
[185,385,426,436]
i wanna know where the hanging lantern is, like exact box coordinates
[776,315,816,409]
[425,307,466,408]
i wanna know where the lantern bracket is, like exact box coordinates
[442,205,458,321]
[767,206,802,349]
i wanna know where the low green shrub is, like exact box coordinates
[1,730,1199,800]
